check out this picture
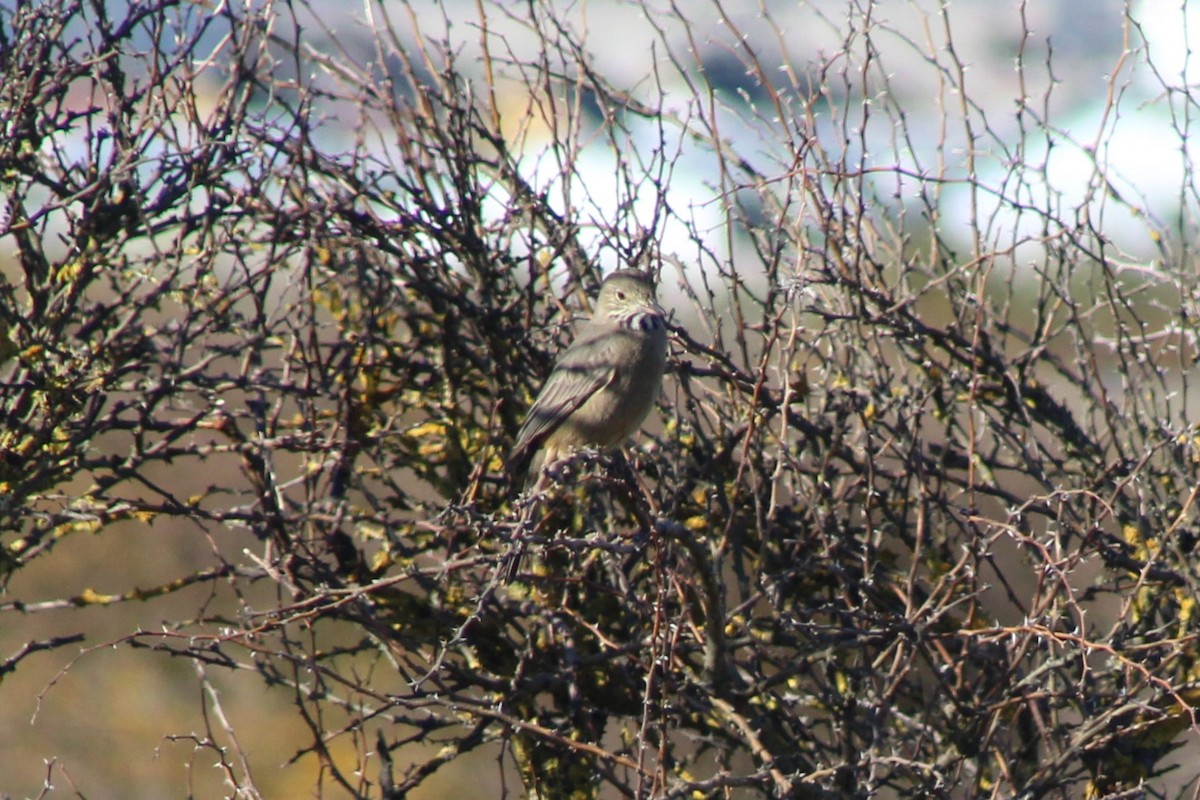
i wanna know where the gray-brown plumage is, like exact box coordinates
[508,269,669,485]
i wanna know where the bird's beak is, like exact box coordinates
[643,299,671,331]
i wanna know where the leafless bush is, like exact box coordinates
[3,1,1200,798]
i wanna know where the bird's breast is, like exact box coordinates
[568,327,667,446]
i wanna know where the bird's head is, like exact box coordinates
[595,270,667,332]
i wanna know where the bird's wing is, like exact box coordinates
[507,330,619,473]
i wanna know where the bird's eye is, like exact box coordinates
[615,291,626,300]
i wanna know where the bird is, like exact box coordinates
[508,268,669,487]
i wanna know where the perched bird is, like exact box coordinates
[508,269,669,486]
